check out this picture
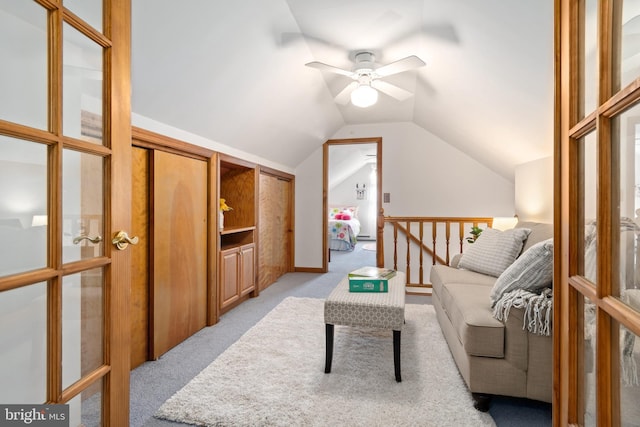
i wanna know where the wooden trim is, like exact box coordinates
[294,267,324,273]
[0,120,58,144]
[323,137,384,272]
[322,143,329,272]
[259,165,294,180]
[0,269,58,293]
[62,137,112,156]
[132,127,214,160]
[62,7,112,49]
[105,0,132,424]
[218,152,257,169]
[207,153,219,325]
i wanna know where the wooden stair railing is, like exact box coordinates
[384,217,494,294]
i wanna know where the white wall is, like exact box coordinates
[295,122,516,269]
[132,114,294,174]
[515,156,554,223]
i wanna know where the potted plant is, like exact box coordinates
[466,226,483,244]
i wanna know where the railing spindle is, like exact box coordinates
[445,222,451,265]
[406,221,411,282]
[432,221,437,266]
[419,222,424,285]
[393,222,398,271]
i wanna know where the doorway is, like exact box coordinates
[323,138,383,272]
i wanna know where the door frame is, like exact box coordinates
[323,137,383,272]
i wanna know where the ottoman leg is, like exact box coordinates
[393,330,401,382]
[325,323,334,373]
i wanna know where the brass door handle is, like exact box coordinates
[73,235,103,245]
[112,230,139,250]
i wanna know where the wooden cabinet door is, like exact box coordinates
[151,150,208,359]
[240,244,255,296]
[220,248,240,308]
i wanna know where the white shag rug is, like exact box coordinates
[155,297,496,427]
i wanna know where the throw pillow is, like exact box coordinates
[458,227,531,277]
[490,238,554,307]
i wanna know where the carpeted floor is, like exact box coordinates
[155,297,495,426]
[131,242,552,426]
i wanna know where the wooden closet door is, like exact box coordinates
[130,147,150,369]
[258,172,292,290]
[151,150,208,358]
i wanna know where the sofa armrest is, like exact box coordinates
[451,253,462,268]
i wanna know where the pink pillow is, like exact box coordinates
[334,213,344,220]
[341,213,351,220]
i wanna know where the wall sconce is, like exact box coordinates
[492,216,518,231]
[356,183,367,200]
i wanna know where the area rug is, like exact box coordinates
[155,297,496,427]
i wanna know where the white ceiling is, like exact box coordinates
[131,1,554,180]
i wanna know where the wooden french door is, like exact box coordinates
[0,1,131,426]
[556,1,640,425]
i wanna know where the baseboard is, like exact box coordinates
[294,267,324,273]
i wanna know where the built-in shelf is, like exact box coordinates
[218,155,258,313]
[220,225,256,235]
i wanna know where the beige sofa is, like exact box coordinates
[430,221,553,410]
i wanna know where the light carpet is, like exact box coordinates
[362,242,376,251]
[155,297,496,427]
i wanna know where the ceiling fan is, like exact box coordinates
[306,52,425,107]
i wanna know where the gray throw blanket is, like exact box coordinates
[493,287,553,336]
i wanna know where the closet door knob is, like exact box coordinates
[112,230,139,250]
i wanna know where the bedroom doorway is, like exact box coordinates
[323,138,383,272]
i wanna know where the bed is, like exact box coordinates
[328,206,361,251]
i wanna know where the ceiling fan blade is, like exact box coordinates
[334,81,358,105]
[371,80,413,101]
[305,61,354,78]
[375,55,425,77]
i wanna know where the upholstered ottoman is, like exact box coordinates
[324,271,406,381]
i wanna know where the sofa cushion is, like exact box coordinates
[516,221,553,254]
[458,227,531,277]
[440,282,505,358]
[490,238,554,307]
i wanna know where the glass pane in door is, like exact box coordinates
[620,322,640,424]
[0,1,47,130]
[62,268,103,390]
[63,23,103,145]
[0,137,48,276]
[582,132,598,283]
[583,296,597,426]
[581,0,598,119]
[618,1,640,92]
[62,149,103,264]
[613,104,640,301]
[68,376,102,427]
[63,0,103,33]
[0,282,47,404]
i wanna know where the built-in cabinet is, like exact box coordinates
[127,137,294,366]
[218,155,258,314]
[220,233,255,309]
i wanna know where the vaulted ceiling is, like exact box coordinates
[131,1,554,180]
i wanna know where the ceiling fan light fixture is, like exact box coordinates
[351,84,378,108]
